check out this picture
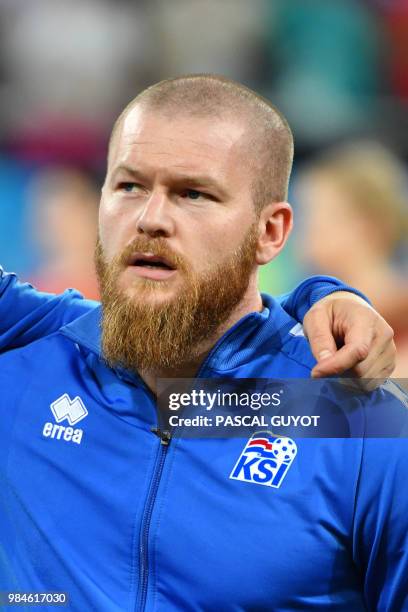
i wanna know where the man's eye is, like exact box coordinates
[119,182,140,193]
[181,189,206,200]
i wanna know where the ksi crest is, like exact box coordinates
[229,430,297,488]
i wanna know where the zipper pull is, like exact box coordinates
[151,427,171,446]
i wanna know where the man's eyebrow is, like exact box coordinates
[110,164,145,182]
[111,164,228,197]
[173,173,228,196]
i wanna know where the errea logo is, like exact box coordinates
[42,394,88,445]
[51,393,88,425]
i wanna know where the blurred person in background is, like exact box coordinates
[1,0,407,295]
[150,0,265,86]
[262,0,382,146]
[0,0,154,167]
[296,142,408,377]
[26,167,100,300]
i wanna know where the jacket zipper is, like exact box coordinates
[136,427,171,612]
[135,310,258,610]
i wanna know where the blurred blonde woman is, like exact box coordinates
[296,142,408,378]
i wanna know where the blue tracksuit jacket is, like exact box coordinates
[0,270,407,611]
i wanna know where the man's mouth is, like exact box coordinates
[126,252,177,281]
[129,252,176,270]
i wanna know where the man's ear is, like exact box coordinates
[255,201,293,265]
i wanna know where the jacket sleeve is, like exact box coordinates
[276,275,370,322]
[352,384,408,611]
[0,267,97,351]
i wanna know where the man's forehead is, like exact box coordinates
[117,105,248,159]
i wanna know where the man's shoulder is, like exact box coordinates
[277,321,316,372]
[0,311,104,420]
[255,294,316,374]
[213,296,316,377]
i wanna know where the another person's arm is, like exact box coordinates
[0,267,97,351]
[278,276,396,381]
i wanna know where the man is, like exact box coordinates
[0,75,405,611]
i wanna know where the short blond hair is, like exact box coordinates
[305,142,408,249]
[108,74,294,210]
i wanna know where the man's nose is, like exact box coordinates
[136,190,174,238]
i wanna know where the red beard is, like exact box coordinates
[94,224,258,374]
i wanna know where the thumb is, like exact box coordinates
[303,306,338,365]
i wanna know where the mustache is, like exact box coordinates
[116,236,188,272]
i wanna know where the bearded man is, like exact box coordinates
[0,75,405,611]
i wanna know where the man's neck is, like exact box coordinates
[141,288,263,395]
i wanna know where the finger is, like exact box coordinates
[339,358,397,391]
[311,342,370,378]
[352,337,396,379]
[329,342,396,390]
[353,343,396,380]
[303,307,338,364]
[330,303,394,377]
[312,310,376,378]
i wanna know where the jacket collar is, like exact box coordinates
[59,294,296,377]
[60,304,103,355]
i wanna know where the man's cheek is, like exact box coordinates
[98,206,114,257]
[98,217,127,264]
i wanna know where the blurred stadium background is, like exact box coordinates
[0,0,407,373]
